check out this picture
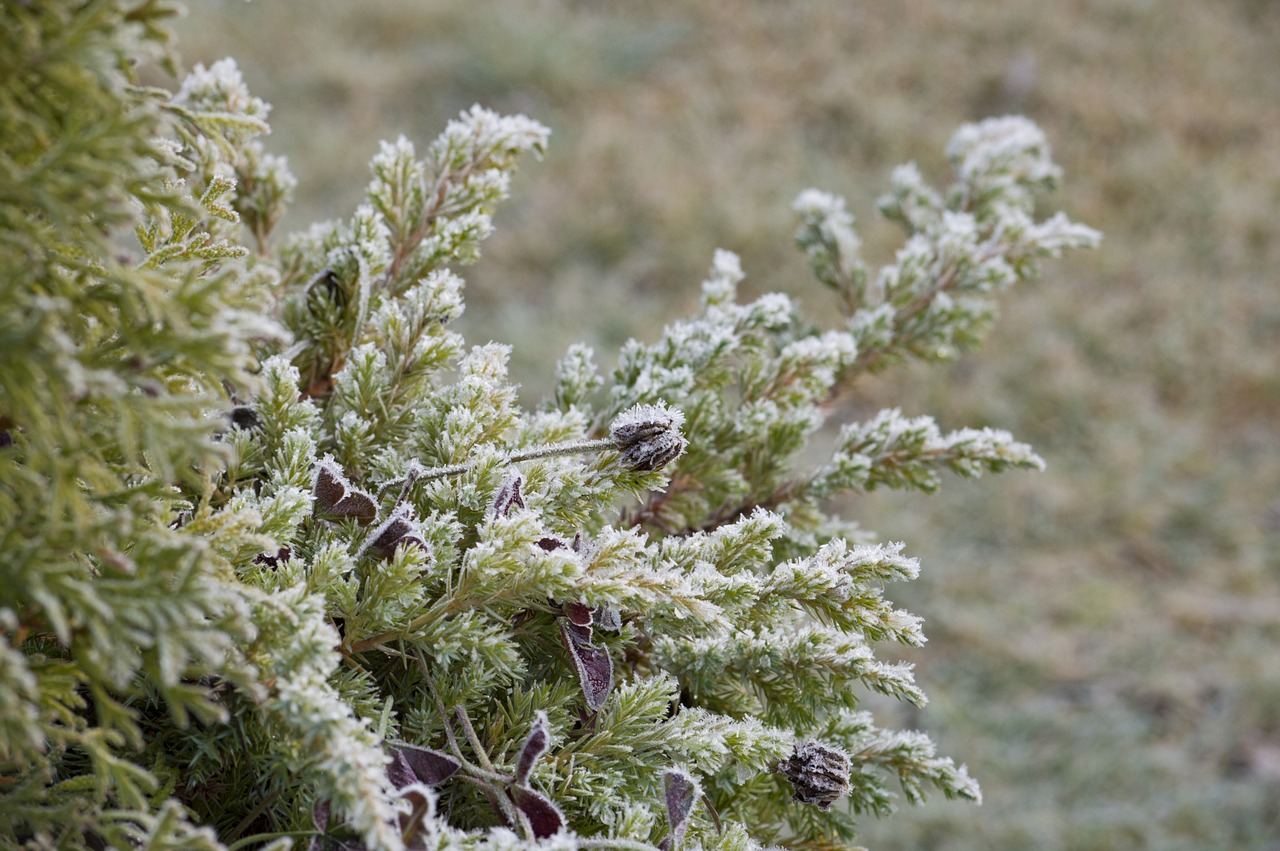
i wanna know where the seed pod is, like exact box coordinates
[609,402,688,471]
[780,740,852,810]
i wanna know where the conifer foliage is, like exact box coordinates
[0,3,1099,849]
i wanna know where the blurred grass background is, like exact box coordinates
[175,2,1280,847]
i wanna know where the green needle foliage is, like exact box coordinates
[0,3,1098,849]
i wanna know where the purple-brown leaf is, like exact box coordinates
[511,785,564,838]
[312,798,330,832]
[515,712,550,786]
[387,748,417,790]
[491,474,525,518]
[663,769,699,850]
[314,459,378,526]
[564,601,593,628]
[364,505,423,560]
[398,782,436,845]
[396,744,461,786]
[559,620,613,711]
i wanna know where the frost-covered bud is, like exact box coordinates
[172,58,270,143]
[610,402,688,471]
[780,740,852,810]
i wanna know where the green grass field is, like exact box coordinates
[175,2,1280,847]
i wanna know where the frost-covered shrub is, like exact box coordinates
[0,4,1098,849]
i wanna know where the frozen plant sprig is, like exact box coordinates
[4,8,1099,847]
[378,401,688,499]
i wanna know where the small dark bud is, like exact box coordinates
[306,266,346,313]
[609,402,688,471]
[536,536,569,552]
[254,546,292,568]
[0,430,12,448]
[780,740,852,810]
[229,405,261,431]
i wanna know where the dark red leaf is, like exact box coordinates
[562,617,593,647]
[314,461,346,509]
[564,602,593,627]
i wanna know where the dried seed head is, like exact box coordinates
[609,402,688,472]
[780,740,852,810]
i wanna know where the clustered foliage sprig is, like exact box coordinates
[0,4,1099,849]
